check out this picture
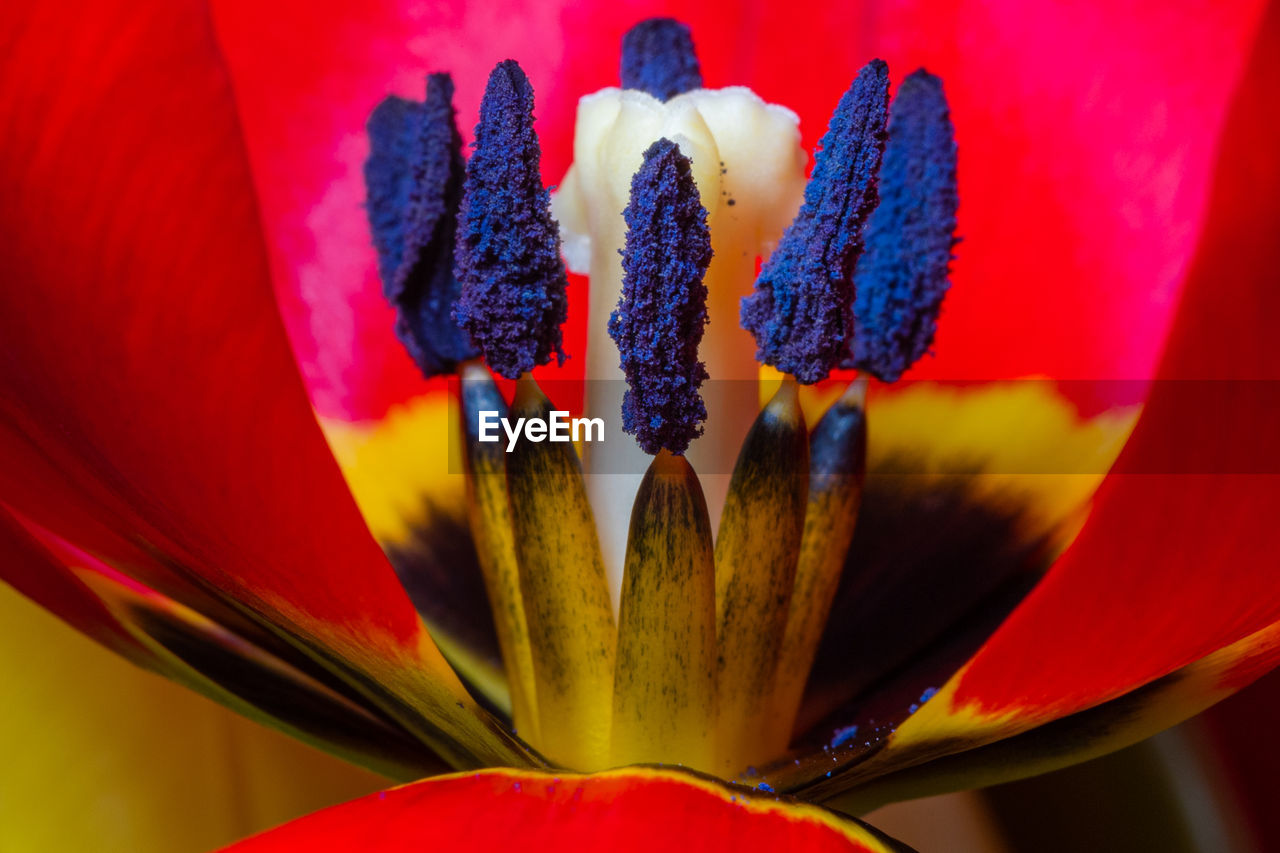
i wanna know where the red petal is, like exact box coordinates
[822,619,1280,813]
[803,1,1280,788]
[947,0,1280,726]
[0,0,524,767]
[222,768,908,852]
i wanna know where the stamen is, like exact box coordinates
[848,70,959,382]
[453,60,569,379]
[740,60,890,384]
[620,18,703,101]
[364,74,478,378]
[608,138,713,455]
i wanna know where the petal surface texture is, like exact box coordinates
[0,0,525,769]
[223,769,910,852]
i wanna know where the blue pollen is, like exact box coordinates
[608,138,713,455]
[831,724,860,748]
[364,74,479,378]
[757,782,775,793]
[740,60,890,384]
[847,70,959,382]
[920,686,939,704]
[453,60,568,379]
[620,19,702,101]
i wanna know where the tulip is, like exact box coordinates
[2,0,1278,849]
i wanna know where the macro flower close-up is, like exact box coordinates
[3,0,1280,850]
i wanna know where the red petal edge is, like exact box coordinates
[222,768,909,853]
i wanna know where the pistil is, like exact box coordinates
[554,23,807,601]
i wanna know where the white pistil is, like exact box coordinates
[553,86,807,605]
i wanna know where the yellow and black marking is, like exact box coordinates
[506,376,616,769]
[459,362,540,744]
[71,566,444,782]
[771,379,867,755]
[810,619,1280,814]
[715,378,810,772]
[612,451,718,771]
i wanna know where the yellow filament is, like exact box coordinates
[458,362,541,745]
[611,452,718,771]
[505,376,617,769]
[770,379,867,755]
[713,379,809,773]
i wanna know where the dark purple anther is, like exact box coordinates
[364,74,478,377]
[608,138,713,455]
[621,18,703,101]
[452,60,568,380]
[740,60,890,384]
[847,70,959,382]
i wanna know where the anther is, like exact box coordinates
[740,59,890,384]
[620,18,703,101]
[453,60,569,379]
[364,74,477,377]
[848,70,959,382]
[608,138,713,455]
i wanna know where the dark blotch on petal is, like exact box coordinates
[608,138,713,455]
[740,60,890,385]
[849,70,959,382]
[621,18,703,101]
[453,60,569,380]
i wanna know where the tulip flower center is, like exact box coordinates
[364,17,956,779]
